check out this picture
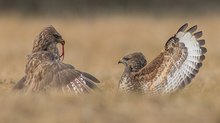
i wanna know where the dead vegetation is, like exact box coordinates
[0,14,219,123]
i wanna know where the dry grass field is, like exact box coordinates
[0,13,219,123]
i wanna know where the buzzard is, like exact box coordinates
[118,23,207,95]
[13,26,100,94]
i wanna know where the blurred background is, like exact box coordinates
[0,0,219,15]
[0,0,220,123]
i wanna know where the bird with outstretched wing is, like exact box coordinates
[118,23,207,95]
[14,26,100,94]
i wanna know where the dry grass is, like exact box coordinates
[0,13,219,123]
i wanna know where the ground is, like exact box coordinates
[0,13,219,123]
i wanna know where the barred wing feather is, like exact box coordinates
[162,23,207,93]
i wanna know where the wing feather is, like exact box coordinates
[177,23,188,33]
[194,31,203,38]
[23,55,99,94]
[136,24,206,94]
[162,24,206,93]
[198,39,205,46]
[51,63,99,94]
[186,25,197,33]
[80,72,100,83]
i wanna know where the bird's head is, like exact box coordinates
[118,52,147,72]
[32,25,65,60]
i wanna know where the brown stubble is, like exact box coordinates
[0,13,219,123]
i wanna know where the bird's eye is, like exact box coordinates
[123,57,130,61]
[53,34,60,39]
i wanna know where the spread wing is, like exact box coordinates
[25,60,100,94]
[137,23,207,94]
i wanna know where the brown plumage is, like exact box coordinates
[118,23,207,95]
[14,26,100,94]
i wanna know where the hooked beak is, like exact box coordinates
[59,39,65,45]
[118,58,125,64]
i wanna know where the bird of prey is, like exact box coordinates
[13,26,100,94]
[118,23,207,95]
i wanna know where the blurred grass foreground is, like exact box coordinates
[0,1,220,123]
